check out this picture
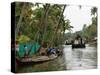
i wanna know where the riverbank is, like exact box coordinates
[88,41,97,47]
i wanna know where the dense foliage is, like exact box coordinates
[15,2,72,46]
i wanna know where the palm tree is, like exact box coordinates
[51,5,66,46]
[91,7,97,17]
[16,3,26,35]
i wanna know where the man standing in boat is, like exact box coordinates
[76,35,83,44]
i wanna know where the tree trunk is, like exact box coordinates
[51,5,66,47]
[42,4,50,40]
[16,3,26,35]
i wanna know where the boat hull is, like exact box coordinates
[16,55,57,65]
[72,44,85,48]
[65,43,72,45]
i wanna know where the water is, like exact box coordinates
[16,55,66,73]
[16,44,97,73]
[63,44,97,70]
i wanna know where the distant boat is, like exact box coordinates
[65,40,72,45]
[72,35,86,48]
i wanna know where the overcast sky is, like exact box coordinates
[63,5,92,33]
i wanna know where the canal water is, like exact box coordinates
[63,44,97,70]
[16,44,97,73]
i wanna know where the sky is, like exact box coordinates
[63,5,92,33]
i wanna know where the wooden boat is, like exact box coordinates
[16,55,57,65]
[72,37,86,48]
[65,42,72,45]
[65,40,72,45]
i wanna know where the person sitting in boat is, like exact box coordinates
[39,40,47,56]
[82,40,84,44]
[15,41,19,56]
[39,47,47,56]
[78,36,84,44]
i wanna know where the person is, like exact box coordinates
[15,41,19,52]
[39,40,47,56]
[15,41,19,56]
[74,39,79,44]
[39,47,47,55]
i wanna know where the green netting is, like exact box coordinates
[18,43,25,57]
[26,43,32,49]
[29,42,40,57]
[18,42,40,57]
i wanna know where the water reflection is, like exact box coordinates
[63,44,97,70]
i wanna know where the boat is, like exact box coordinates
[65,40,72,45]
[16,55,57,65]
[72,35,86,48]
[65,42,72,45]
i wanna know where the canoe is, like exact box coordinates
[16,55,57,64]
[72,44,85,48]
[65,40,72,45]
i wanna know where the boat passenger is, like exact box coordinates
[15,41,19,56]
[74,40,79,44]
[39,47,47,56]
[15,41,19,52]
[39,40,47,56]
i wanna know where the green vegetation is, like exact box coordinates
[15,2,97,48]
[15,2,72,47]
